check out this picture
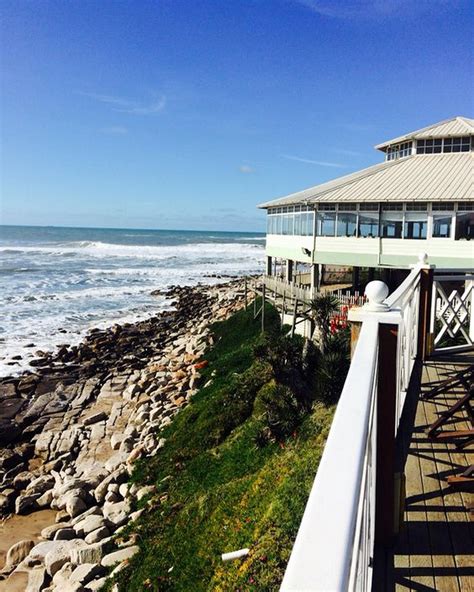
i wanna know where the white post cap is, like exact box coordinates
[364,280,390,312]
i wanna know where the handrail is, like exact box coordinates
[280,320,379,591]
[280,265,426,592]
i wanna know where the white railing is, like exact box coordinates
[280,263,426,592]
[431,269,474,353]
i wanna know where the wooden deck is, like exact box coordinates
[375,360,474,592]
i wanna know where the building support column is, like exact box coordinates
[286,259,293,283]
[311,264,320,295]
[352,266,360,292]
[266,256,273,276]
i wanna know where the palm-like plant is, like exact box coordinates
[309,293,339,352]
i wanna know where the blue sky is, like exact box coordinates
[1,0,473,231]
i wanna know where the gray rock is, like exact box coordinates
[101,545,139,567]
[85,576,108,591]
[103,500,130,527]
[13,470,35,491]
[26,474,55,495]
[70,505,101,525]
[70,542,105,565]
[83,411,107,426]
[66,495,87,518]
[70,562,104,584]
[74,514,107,537]
[136,485,155,501]
[5,539,35,569]
[15,493,40,514]
[36,489,54,508]
[54,527,77,540]
[41,522,71,540]
[84,526,110,545]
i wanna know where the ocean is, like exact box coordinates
[0,225,265,377]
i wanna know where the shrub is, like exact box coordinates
[254,380,302,442]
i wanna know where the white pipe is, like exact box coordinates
[221,548,249,562]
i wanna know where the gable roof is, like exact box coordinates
[258,152,473,208]
[375,116,474,150]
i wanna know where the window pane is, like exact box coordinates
[432,215,452,238]
[336,213,357,237]
[294,213,302,235]
[404,212,427,239]
[317,212,336,236]
[455,213,474,240]
[381,211,403,238]
[358,213,379,237]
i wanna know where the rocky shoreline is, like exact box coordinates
[0,278,254,592]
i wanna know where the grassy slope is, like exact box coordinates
[114,302,335,592]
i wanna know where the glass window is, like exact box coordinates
[455,212,474,240]
[336,212,357,237]
[381,211,403,238]
[432,214,452,238]
[275,215,282,235]
[317,212,336,236]
[404,212,427,239]
[294,213,302,236]
[358,213,379,237]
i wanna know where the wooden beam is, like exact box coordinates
[375,322,398,547]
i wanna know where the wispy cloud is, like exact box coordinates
[292,0,453,20]
[81,92,166,115]
[100,126,128,135]
[281,154,345,168]
[239,164,255,174]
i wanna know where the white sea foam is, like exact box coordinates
[0,230,265,377]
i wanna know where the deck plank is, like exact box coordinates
[381,360,474,592]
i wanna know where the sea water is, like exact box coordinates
[0,225,265,377]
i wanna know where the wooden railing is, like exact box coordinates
[280,261,432,592]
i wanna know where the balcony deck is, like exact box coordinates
[375,359,474,592]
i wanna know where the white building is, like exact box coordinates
[259,116,474,284]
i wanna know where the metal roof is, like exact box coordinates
[375,116,474,150]
[258,152,474,208]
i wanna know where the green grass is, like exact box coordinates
[113,301,336,592]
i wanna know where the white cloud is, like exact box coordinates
[281,154,345,168]
[292,0,453,20]
[81,92,166,115]
[239,165,255,174]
